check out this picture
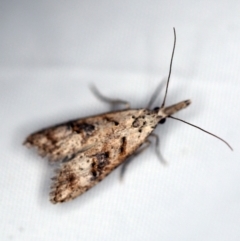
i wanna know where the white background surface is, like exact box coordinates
[1,1,240,241]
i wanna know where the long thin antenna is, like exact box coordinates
[161,28,176,108]
[169,116,233,151]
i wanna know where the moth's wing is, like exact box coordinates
[26,108,160,203]
[24,108,159,163]
[48,109,161,203]
[24,115,118,162]
[50,137,132,203]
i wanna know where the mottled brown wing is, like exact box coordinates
[25,109,160,203]
[24,114,124,162]
[50,136,131,203]
[24,109,157,162]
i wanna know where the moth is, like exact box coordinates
[24,29,232,204]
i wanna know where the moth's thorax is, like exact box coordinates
[105,108,162,133]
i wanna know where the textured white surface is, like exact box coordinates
[1,1,240,241]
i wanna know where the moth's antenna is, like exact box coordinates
[161,28,176,108]
[169,116,233,150]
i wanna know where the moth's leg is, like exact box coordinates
[150,133,167,164]
[147,78,166,109]
[120,140,151,180]
[90,85,130,110]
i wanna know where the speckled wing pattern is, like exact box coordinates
[24,109,161,203]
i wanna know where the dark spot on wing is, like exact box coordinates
[95,152,110,169]
[67,173,76,183]
[90,152,110,179]
[92,170,97,177]
[66,121,75,130]
[132,118,141,128]
[104,117,119,126]
[74,123,95,133]
[120,137,127,154]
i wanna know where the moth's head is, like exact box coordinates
[156,99,191,124]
